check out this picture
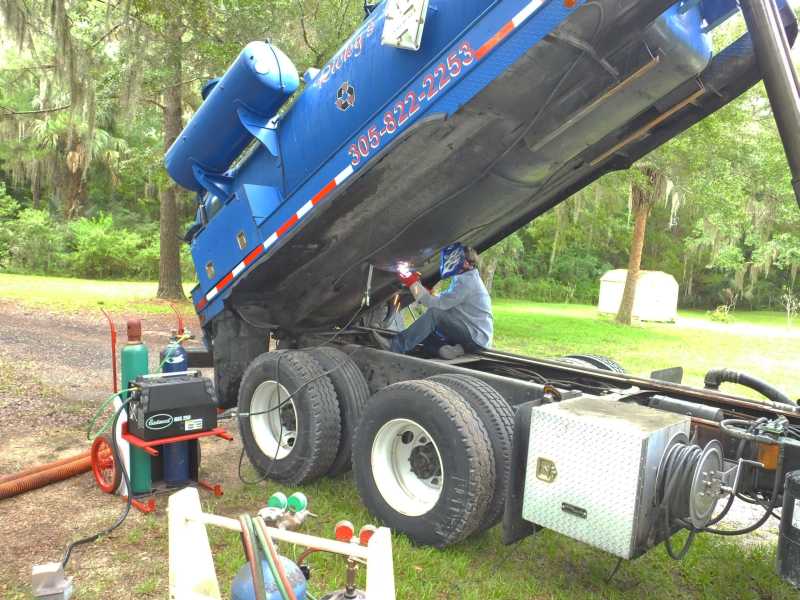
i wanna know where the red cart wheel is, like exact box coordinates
[91,435,121,494]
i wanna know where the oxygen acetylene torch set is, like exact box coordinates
[31,309,396,600]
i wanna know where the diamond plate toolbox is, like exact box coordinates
[522,397,689,559]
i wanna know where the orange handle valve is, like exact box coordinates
[359,524,377,546]
[334,520,355,543]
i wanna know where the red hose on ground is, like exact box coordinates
[0,450,92,484]
[0,454,93,500]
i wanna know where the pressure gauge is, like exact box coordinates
[381,0,430,51]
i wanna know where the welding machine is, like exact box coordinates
[127,371,217,441]
[126,370,219,489]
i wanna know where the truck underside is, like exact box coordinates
[227,0,797,332]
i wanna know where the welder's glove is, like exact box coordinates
[397,271,421,288]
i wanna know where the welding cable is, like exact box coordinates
[238,303,366,484]
[61,399,133,569]
[657,420,774,561]
[238,302,366,421]
[256,516,298,600]
[85,388,136,440]
[238,350,290,485]
[251,516,292,600]
[239,514,267,600]
[658,442,704,560]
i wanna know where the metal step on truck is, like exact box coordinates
[165,0,800,585]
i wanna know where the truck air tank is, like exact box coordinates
[165,41,299,192]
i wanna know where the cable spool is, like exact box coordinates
[656,436,725,530]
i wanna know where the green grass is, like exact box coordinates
[493,299,799,398]
[0,272,194,314]
[216,474,797,600]
[2,275,798,598]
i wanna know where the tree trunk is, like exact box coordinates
[481,256,499,294]
[548,204,564,275]
[31,162,41,209]
[616,174,654,325]
[157,14,185,300]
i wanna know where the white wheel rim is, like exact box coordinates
[371,418,444,517]
[250,380,298,460]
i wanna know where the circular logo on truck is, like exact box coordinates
[336,81,356,111]
[146,414,174,430]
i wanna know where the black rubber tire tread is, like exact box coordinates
[564,354,626,373]
[305,346,370,477]
[352,379,494,547]
[237,350,340,484]
[428,374,514,532]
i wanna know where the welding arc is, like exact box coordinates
[0,450,91,484]
[0,454,93,500]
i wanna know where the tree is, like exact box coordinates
[480,233,523,294]
[156,11,185,300]
[616,166,667,325]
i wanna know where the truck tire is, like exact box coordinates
[428,374,513,532]
[564,354,626,373]
[305,346,370,477]
[352,380,494,547]
[237,350,340,484]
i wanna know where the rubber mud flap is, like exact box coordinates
[352,380,494,547]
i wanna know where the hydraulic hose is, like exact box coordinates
[704,368,795,406]
[0,454,92,500]
[705,444,785,536]
[0,450,91,484]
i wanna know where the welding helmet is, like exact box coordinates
[440,243,467,278]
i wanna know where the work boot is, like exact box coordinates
[371,329,392,352]
[438,344,465,360]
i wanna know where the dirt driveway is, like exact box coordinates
[0,302,241,599]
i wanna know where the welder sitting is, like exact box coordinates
[379,244,493,360]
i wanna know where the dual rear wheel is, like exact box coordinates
[352,375,514,547]
[237,347,369,484]
[237,349,517,547]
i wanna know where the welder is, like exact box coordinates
[375,244,493,359]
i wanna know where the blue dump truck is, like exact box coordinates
[166,0,800,584]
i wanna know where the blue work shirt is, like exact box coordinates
[416,268,493,348]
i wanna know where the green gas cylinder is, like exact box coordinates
[121,319,151,494]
